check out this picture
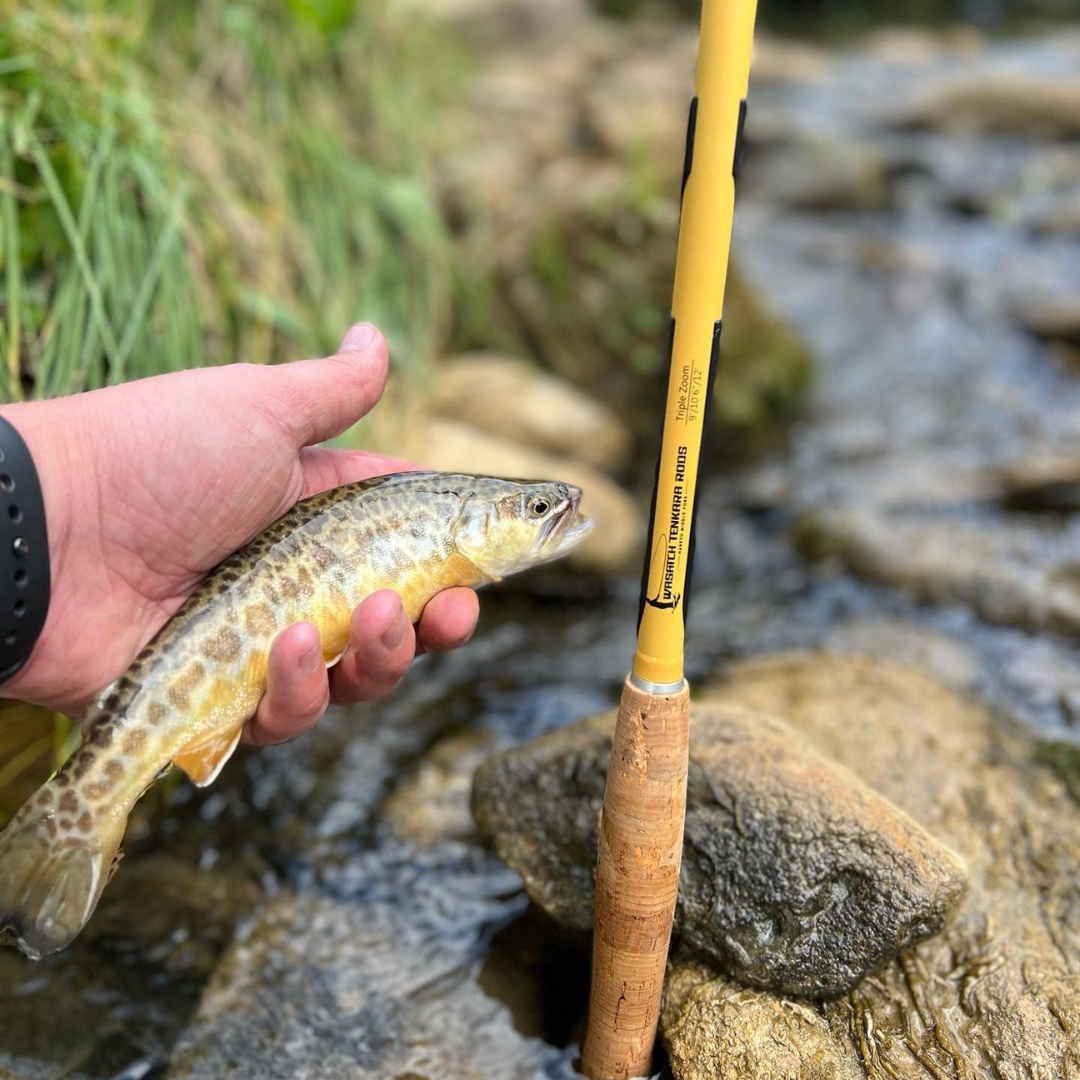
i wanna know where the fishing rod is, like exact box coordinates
[581,1,759,1077]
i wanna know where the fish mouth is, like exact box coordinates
[537,487,592,560]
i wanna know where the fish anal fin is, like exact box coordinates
[173,727,243,788]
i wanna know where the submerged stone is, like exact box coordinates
[167,849,572,1080]
[472,698,967,999]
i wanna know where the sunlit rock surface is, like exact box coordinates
[662,964,864,1080]
[432,354,634,474]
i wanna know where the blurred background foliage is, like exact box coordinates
[0,0,455,401]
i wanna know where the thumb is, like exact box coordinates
[259,322,390,448]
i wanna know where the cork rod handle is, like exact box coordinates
[581,676,690,1080]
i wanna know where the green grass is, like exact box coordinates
[0,0,455,401]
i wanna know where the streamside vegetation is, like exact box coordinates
[0,0,454,401]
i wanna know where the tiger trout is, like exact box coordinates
[0,471,590,960]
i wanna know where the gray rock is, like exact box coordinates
[472,701,967,999]
[793,507,1080,639]
[756,142,892,213]
[897,75,1080,139]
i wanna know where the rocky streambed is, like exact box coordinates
[4,18,1080,1080]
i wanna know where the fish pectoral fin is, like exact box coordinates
[173,727,244,788]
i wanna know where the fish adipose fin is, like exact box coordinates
[0,788,121,960]
[172,726,243,787]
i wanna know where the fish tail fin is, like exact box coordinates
[0,782,121,960]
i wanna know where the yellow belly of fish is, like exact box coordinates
[169,551,484,786]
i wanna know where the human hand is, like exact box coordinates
[0,323,479,736]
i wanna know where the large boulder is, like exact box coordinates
[472,700,967,999]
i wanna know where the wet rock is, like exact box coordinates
[1012,295,1080,345]
[760,142,891,213]
[472,701,967,999]
[898,75,1080,139]
[662,963,863,1080]
[823,617,978,690]
[0,853,260,1080]
[85,854,261,972]
[686,654,1080,1078]
[432,353,633,473]
[995,455,1080,513]
[167,850,571,1080]
[793,506,1080,638]
[382,728,496,846]
[420,418,643,575]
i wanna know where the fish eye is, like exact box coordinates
[527,495,551,518]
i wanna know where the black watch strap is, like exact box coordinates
[0,416,50,683]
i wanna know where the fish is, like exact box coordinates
[0,471,590,960]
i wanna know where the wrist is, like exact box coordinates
[0,400,82,708]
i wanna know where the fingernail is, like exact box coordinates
[339,322,379,352]
[299,641,322,674]
[381,606,409,650]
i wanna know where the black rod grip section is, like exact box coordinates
[0,416,50,683]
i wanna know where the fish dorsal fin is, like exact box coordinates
[173,727,243,788]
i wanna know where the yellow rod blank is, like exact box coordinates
[582,2,759,1078]
[633,0,758,688]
